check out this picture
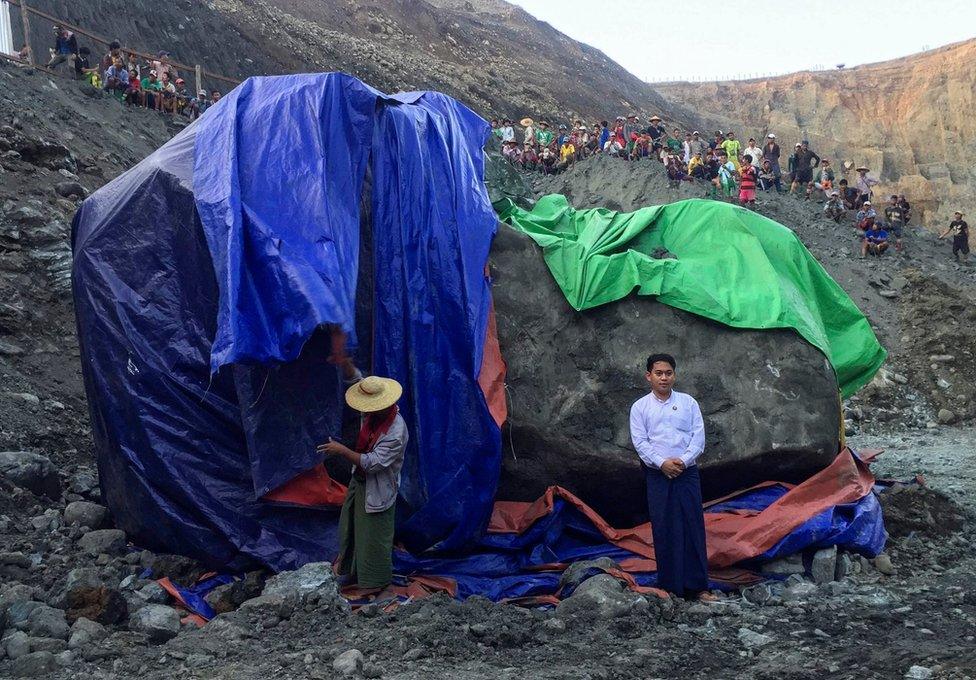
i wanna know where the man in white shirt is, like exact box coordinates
[629,353,715,601]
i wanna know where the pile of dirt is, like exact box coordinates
[879,483,969,538]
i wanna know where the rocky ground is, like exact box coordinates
[1,62,976,679]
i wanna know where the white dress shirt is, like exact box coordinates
[629,390,705,469]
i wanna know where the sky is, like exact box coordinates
[508,0,976,82]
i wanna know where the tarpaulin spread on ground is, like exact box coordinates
[497,195,887,397]
[72,73,502,571]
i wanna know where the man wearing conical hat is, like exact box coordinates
[318,373,408,592]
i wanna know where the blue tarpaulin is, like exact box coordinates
[72,73,500,570]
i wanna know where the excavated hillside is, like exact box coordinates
[11,0,678,123]
[656,39,976,228]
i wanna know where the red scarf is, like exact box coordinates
[355,406,398,453]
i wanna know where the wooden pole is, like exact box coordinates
[195,64,201,96]
[18,0,30,63]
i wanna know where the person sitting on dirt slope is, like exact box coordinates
[898,194,912,224]
[666,153,694,186]
[141,70,163,111]
[46,25,78,70]
[539,145,557,174]
[630,354,717,603]
[823,191,846,222]
[320,372,408,595]
[159,72,178,114]
[72,47,98,84]
[807,159,834,199]
[839,179,859,210]
[855,201,877,229]
[758,159,781,192]
[500,118,516,143]
[124,72,142,107]
[688,151,706,180]
[939,211,970,263]
[558,138,576,169]
[646,116,666,146]
[99,40,122,73]
[883,195,908,253]
[738,154,758,208]
[103,58,129,99]
[502,140,519,163]
[519,143,538,171]
[862,222,890,258]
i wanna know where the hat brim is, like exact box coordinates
[519,118,534,126]
[649,116,662,121]
[345,378,403,413]
[856,167,870,172]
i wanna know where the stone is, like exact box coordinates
[53,567,103,607]
[204,571,265,614]
[63,501,108,529]
[737,627,773,649]
[760,553,805,576]
[402,647,425,660]
[740,583,771,606]
[333,649,364,676]
[54,181,87,199]
[261,562,343,609]
[64,586,128,625]
[5,630,31,660]
[68,617,107,650]
[783,581,818,602]
[9,650,56,677]
[128,604,181,643]
[8,601,46,629]
[874,553,895,575]
[557,557,619,591]
[0,552,32,568]
[67,471,98,498]
[1,584,35,611]
[905,666,933,679]
[810,546,837,584]
[77,529,126,555]
[0,451,61,498]
[136,582,169,605]
[492,189,842,520]
[937,409,956,425]
[25,605,69,640]
[835,552,853,580]
[362,663,383,679]
[555,574,641,620]
[27,637,66,653]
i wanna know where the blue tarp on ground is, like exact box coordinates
[72,73,500,570]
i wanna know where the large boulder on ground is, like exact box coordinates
[128,604,180,643]
[490,225,840,524]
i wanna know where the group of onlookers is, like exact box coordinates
[493,113,969,263]
[42,25,219,120]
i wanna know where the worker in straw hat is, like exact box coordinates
[318,373,408,592]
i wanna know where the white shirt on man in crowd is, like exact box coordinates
[629,390,705,469]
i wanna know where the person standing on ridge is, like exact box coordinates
[790,140,820,194]
[854,166,878,207]
[762,134,781,181]
[319,374,408,594]
[630,354,716,602]
[721,131,741,170]
[939,211,970,263]
[743,138,763,171]
[883,194,908,253]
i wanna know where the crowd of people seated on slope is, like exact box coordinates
[40,25,220,121]
[493,113,970,264]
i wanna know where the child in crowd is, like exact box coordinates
[738,154,757,208]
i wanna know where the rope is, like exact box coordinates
[504,382,517,461]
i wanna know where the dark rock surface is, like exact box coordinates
[490,225,839,521]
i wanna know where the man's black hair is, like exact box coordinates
[646,353,676,371]
[110,40,121,50]
[600,120,608,127]
[839,179,848,185]
[743,154,752,163]
[79,47,90,55]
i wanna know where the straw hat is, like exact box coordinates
[345,376,403,413]
[856,166,869,172]
[649,115,662,122]
[520,117,534,127]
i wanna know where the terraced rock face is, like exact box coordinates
[655,39,976,228]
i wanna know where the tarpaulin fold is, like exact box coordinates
[498,195,886,397]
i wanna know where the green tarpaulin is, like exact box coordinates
[497,195,886,398]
